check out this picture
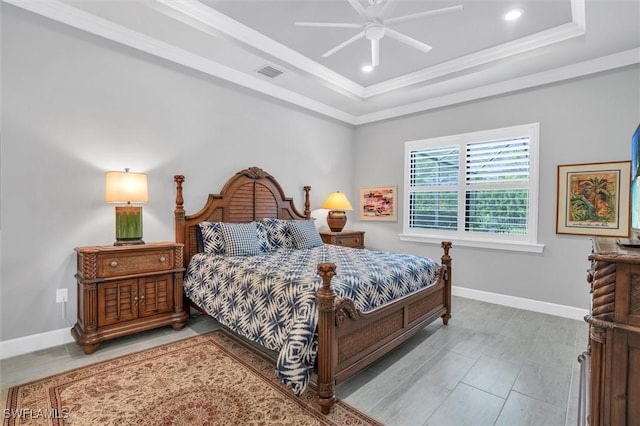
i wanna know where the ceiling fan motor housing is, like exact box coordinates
[365,20,385,41]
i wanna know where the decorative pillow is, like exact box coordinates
[289,219,324,249]
[261,218,294,249]
[255,221,272,253]
[221,222,262,257]
[198,222,225,255]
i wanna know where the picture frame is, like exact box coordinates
[359,185,397,221]
[556,161,631,237]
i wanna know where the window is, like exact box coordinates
[401,123,543,252]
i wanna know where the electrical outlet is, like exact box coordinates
[56,288,68,304]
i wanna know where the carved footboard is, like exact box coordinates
[315,242,452,414]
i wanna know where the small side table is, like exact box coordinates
[320,230,365,249]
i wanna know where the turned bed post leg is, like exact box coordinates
[441,241,452,325]
[316,262,337,414]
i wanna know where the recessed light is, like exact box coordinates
[504,8,523,21]
[362,64,373,73]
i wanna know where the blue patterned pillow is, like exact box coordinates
[261,218,294,249]
[255,221,272,253]
[221,222,262,257]
[289,220,324,249]
[198,222,225,255]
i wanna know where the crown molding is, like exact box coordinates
[365,0,585,96]
[154,0,365,98]
[364,19,586,98]
[155,0,587,100]
[354,48,640,125]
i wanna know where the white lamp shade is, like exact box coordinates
[321,191,353,211]
[105,170,148,203]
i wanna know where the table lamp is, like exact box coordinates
[105,168,148,246]
[321,191,353,232]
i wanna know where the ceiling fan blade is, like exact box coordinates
[346,0,368,19]
[371,39,379,67]
[385,5,463,26]
[322,31,365,58]
[385,28,432,54]
[295,22,361,28]
[380,0,395,16]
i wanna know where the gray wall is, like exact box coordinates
[1,6,354,341]
[352,65,640,309]
[2,4,639,344]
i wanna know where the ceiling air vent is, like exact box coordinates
[256,65,284,79]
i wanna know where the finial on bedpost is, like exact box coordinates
[174,175,185,217]
[316,262,337,414]
[441,241,452,263]
[303,186,311,219]
[174,175,186,253]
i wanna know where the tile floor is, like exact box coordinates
[1,296,587,426]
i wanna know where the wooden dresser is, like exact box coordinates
[320,230,365,249]
[71,242,189,354]
[583,237,640,425]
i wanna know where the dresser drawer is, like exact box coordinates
[97,249,173,278]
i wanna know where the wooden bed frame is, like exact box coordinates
[174,166,452,414]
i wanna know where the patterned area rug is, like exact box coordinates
[3,331,382,425]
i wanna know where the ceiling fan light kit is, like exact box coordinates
[295,0,463,68]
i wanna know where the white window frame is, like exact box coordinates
[400,123,544,253]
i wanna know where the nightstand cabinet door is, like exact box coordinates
[138,274,174,318]
[98,279,138,327]
[72,242,189,354]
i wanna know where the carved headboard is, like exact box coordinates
[174,167,311,267]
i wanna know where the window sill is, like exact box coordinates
[398,233,545,253]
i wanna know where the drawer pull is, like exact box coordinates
[159,256,167,263]
[110,261,118,267]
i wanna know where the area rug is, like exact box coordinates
[2,330,382,425]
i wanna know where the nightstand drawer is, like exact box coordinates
[320,230,365,249]
[335,234,362,247]
[97,249,173,278]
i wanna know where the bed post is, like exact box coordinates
[174,175,186,265]
[316,262,337,414]
[441,241,452,325]
[303,186,311,219]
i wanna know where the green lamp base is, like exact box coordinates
[114,205,145,246]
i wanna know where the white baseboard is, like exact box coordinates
[0,327,74,360]
[0,287,588,360]
[452,285,588,321]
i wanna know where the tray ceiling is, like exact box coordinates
[5,0,640,124]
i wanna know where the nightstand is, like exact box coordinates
[71,242,189,354]
[320,230,365,249]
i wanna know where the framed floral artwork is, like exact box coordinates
[556,161,631,237]
[359,185,397,221]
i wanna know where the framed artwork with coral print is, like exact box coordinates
[359,185,397,221]
[556,161,631,237]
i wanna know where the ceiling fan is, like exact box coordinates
[295,0,462,68]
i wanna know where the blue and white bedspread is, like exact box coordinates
[183,244,441,395]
